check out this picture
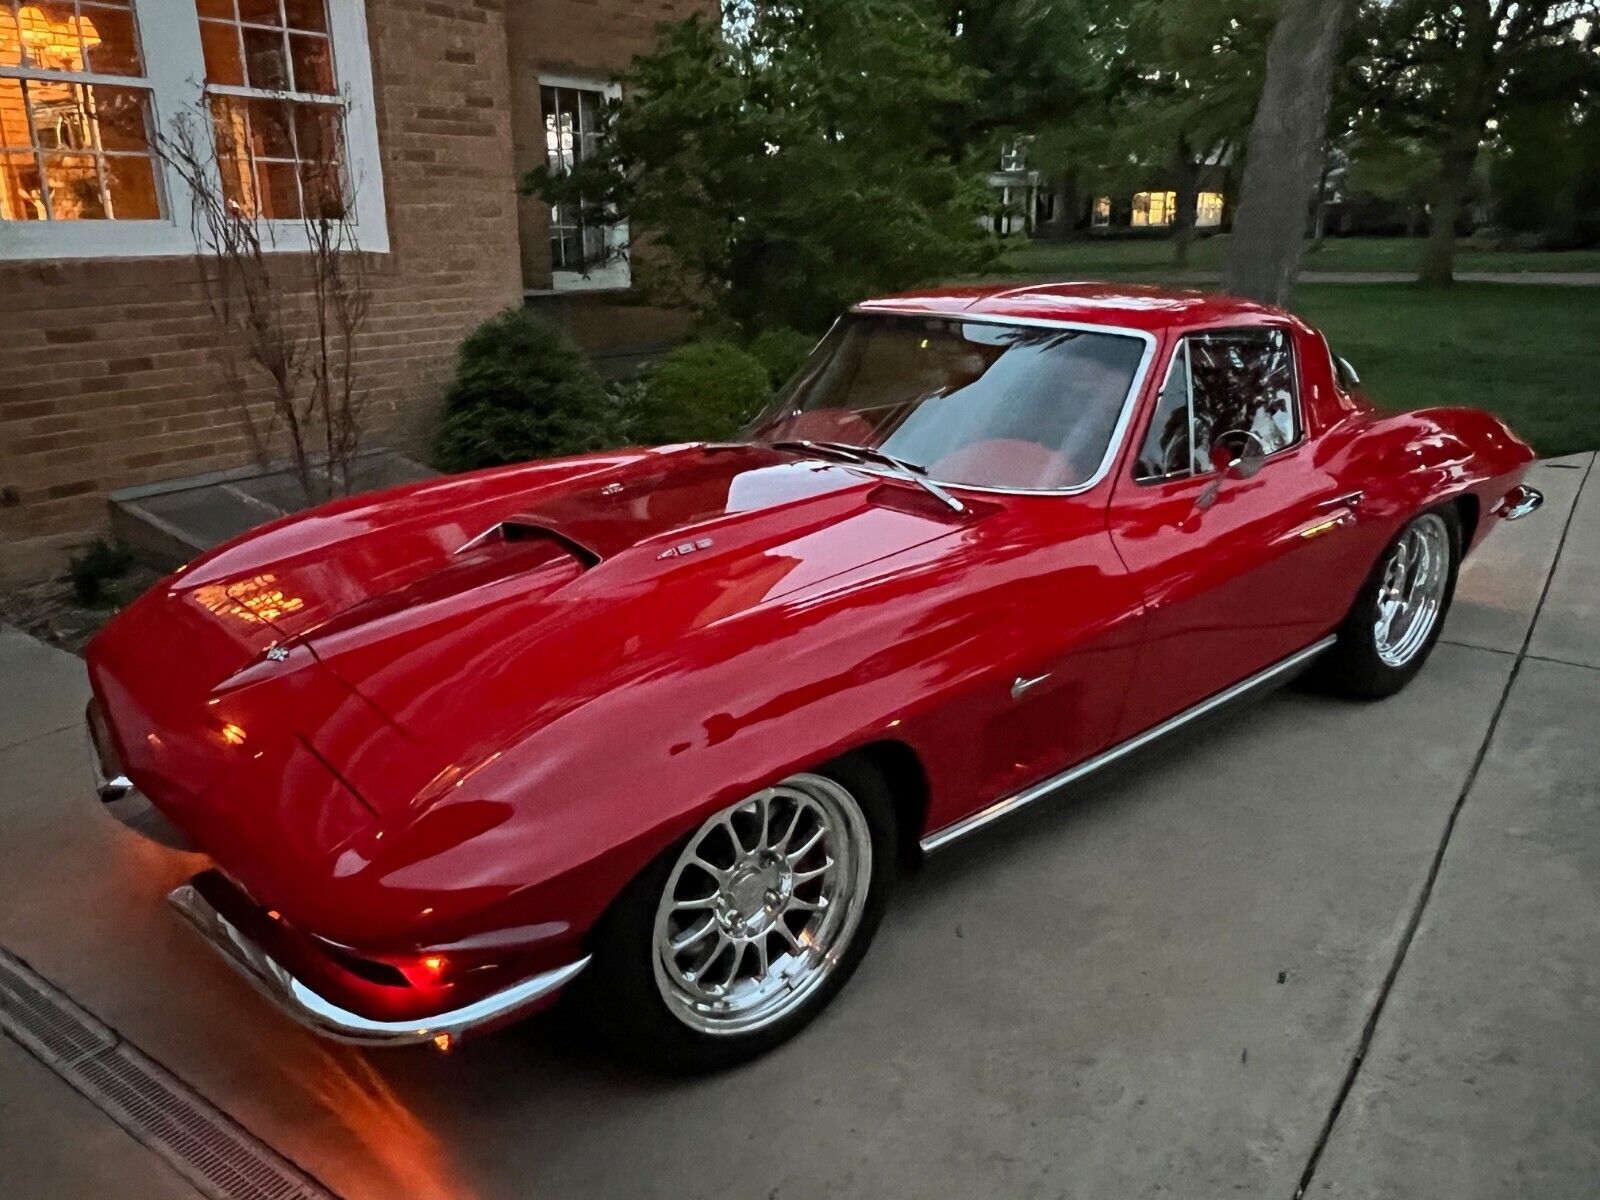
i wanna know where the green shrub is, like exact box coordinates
[432,309,615,471]
[747,328,817,389]
[638,341,773,444]
[67,538,134,606]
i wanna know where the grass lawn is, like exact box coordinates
[1291,284,1599,458]
[997,235,1600,278]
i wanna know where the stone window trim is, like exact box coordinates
[0,0,387,260]
[538,70,627,293]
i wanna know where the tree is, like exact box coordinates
[529,2,995,333]
[1225,0,1361,305]
[1352,0,1598,284]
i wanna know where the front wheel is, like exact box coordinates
[582,759,896,1073]
[1311,507,1460,699]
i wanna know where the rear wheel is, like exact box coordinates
[583,758,896,1073]
[1311,507,1460,699]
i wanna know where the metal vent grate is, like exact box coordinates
[0,948,336,1200]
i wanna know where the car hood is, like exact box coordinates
[149,444,973,820]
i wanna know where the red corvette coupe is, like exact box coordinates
[87,283,1543,1071]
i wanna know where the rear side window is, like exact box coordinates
[1134,327,1300,480]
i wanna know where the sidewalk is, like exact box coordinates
[1,455,1596,1200]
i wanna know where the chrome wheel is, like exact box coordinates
[1374,513,1450,667]
[652,773,872,1036]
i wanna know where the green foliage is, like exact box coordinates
[746,328,817,389]
[528,1,996,332]
[67,539,134,606]
[638,341,772,444]
[432,310,615,471]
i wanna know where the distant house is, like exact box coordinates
[0,0,712,581]
[1092,190,1227,231]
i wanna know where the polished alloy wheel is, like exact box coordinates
[1373,513,1450,667]
[652,773,872,1035]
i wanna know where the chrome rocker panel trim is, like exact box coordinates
[168,883,590,1046]
[920,635,1339,853]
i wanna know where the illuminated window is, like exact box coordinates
[1197,191,1224,227]
[1092,196,1111,227]
[539,74,628,291]
[1131,190,1176,228]
[0,1,162,221]
[0,0,387,258]
[199,0,345,220]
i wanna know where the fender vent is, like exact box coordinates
[0,946,336,1200]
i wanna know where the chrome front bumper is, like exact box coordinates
[86,702,194,851]
[168,882,591,1046]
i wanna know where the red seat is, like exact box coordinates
[927,438,1078,490]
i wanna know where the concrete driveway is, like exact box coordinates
[2,454,1596,1200]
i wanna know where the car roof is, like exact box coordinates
[855,280,1294,336]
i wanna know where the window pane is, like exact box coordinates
[199,19,244,85]
[0,5,20,67]
[87,84,152,152]
[103,151,158,217]
[1,152,46,218]
[243,96,294,158]
[26,79,96,151]
[80,4,141,75]
[242,25,287,88]
[237,0,282,26]
[42,151,104,218]
[282,0,326,34]
[255,158,299,217]
[196,0,235,17]
[0,80,30,148]
[291,101,340,162]
[297,154,343,217]
[1188,328,1299,469]
[289,32,332,94]
[1135,346,1192,480]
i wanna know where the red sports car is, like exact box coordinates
[87,283,1543,1071]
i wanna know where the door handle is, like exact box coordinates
[1317,490,1363,511]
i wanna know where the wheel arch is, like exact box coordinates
[835,739,931,872]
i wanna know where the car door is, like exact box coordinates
[1105,323,1365,739]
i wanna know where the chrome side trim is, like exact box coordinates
[1496,485,1544,521]
[919,635,1339,853]
[168,883,590,1046]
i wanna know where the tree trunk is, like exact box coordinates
[1223,0,1359,306]
[1048,167,1080,241]
[1418,1,1498,287]
[1172,133,1199,269]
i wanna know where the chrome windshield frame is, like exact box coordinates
[771,307,1161,499]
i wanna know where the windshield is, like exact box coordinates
[744,314,1148,491]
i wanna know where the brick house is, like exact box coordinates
[0,0,710,582]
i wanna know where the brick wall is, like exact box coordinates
[0,0,523,580]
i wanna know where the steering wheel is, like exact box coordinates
[1208,427,1270,472]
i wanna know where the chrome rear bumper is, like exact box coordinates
[86,702,194,852]
[168,882,590,1046]
[1496,484,1544,521]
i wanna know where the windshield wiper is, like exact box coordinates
[770,440,966,515]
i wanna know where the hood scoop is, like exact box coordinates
[455,519,600,567]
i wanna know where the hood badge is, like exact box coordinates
[600,481,625,496]
[659,537,714,560]
[264,645,290,662]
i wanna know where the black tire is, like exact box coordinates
[579,754,898,1074]
[1310,505,1462,700]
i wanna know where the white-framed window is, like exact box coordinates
[0,0,387,259]
[1091,196,1111,227]
[539,72,627,291]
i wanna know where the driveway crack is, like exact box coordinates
[1291,453,1597,1200]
